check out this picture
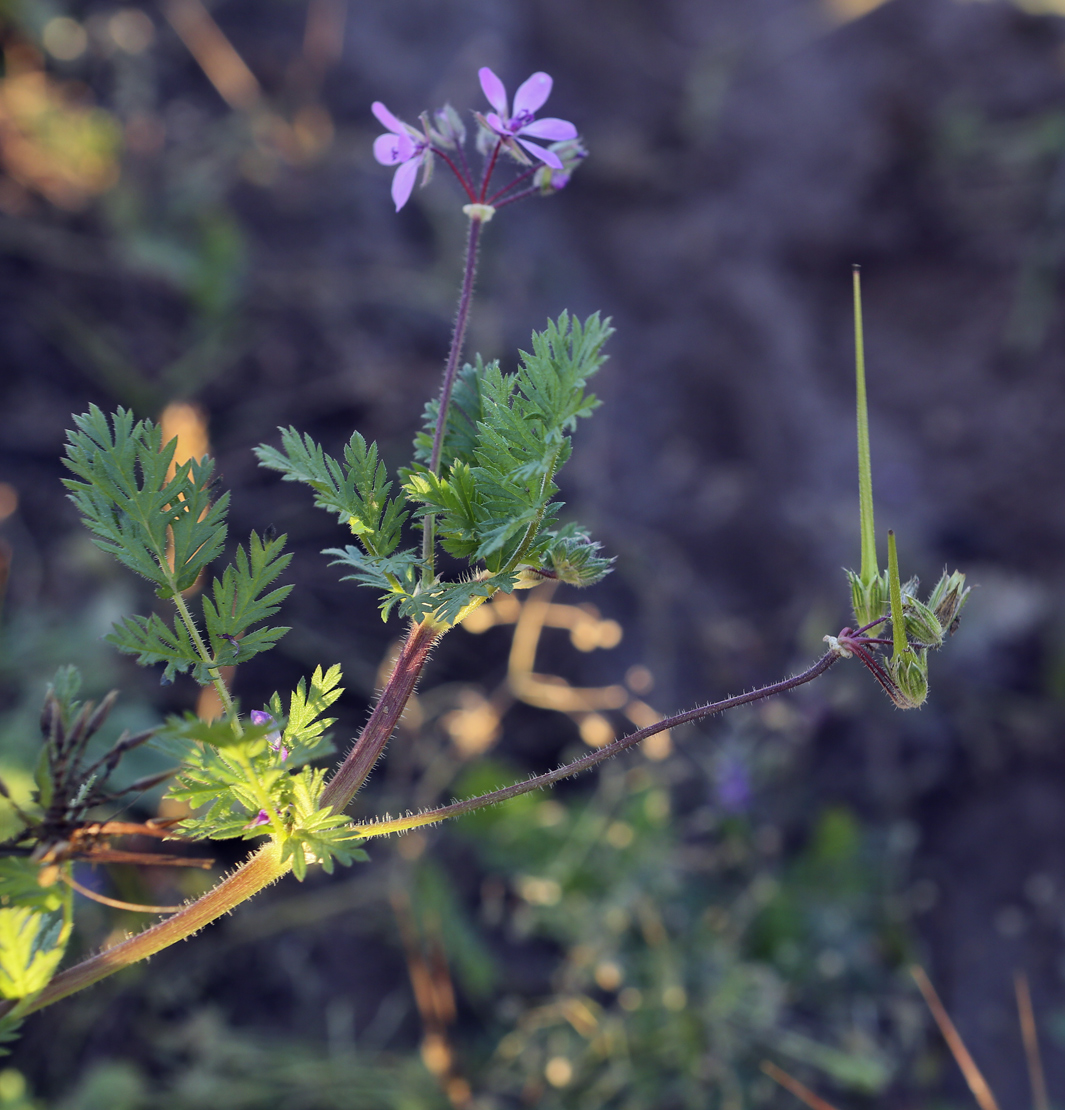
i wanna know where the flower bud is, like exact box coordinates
[926,569,970,636]
[423,103,466,149]
[902,595,944,651]
[846,568,887,629]
[534,138,588,194]
[886,648,929,710]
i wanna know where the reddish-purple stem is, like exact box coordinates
[479,140,503,201]
[494,186,540,210]
[320,620,439,812]
[427,215,483,478]
[361,649,842,831]
[432,148,477,202]
[486,166,537,205]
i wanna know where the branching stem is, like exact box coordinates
[345,649,841,838]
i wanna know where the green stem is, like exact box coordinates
[0,842,289,1019]
[168,583,240,731]
[887,530,907,660]
[501,444,562,577]
[853,265,877,585]
[168,575,283,837]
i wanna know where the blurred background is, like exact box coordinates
[0,0,1064,1106]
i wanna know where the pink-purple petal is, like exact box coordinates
[373,132,414,166]
[518,117,577,142]
[512,72,552,117]
[371,101,408,135]
[484,111,507,135]
[391,157,420,210]
[516,137,564,170]
[478,67,508,118]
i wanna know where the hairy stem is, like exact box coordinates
[319,619,440,813]
[422,214,484,575]
[348,649,841,839]
[0,841,288,1019]
[4,646,841,1016]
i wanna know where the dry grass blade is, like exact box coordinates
[1014,971,1050,1110]
[60,871,183,914]
[760,1061,841,1110]
[911,965,1001,1110]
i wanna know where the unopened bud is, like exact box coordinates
[534,138,588,195]
[423,103,466,149]
[902,595,944,650]
[846,568,887,629]
[887,648,929,710]
[926,569,970,636]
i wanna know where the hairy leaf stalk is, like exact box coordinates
[0,841,288,1019]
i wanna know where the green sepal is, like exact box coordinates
[846,567,888,630]
[926,569,970,636]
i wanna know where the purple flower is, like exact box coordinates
[371,101,431,211]
[477,68,577,170]
[251,710,288,762]
[716,756,751,814]
[247,809,271,829]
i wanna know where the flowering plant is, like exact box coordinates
[0,66,966,1063]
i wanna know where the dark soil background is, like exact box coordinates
[3,0,1065,1105]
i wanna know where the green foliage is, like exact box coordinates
[446,765,906,1107]
[266,664,344,759]
[403,312,612,575]
[277,768,368,881]
[413,356,493,468]
[254,429,407,555]
[159,667,364,877]
[199,533,293,663]
[264,313,613,627]
[0,903,71,1001]
[0,862,63,916]
[63,406,227,595]
[63,407,293,683]
[106,532,292,684]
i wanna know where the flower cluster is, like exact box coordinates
[372,67,582,212]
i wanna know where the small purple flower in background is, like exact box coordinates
[716,754,751,814]
[371,101,431,211]
[251,710,288,762]
[477,68,577,170]
[247,809,271,829]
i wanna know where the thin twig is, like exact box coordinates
[911,966,1001,1110]
[1015,970,1050,1110]
[59,871,184,915]
[760,1061,841,1110]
